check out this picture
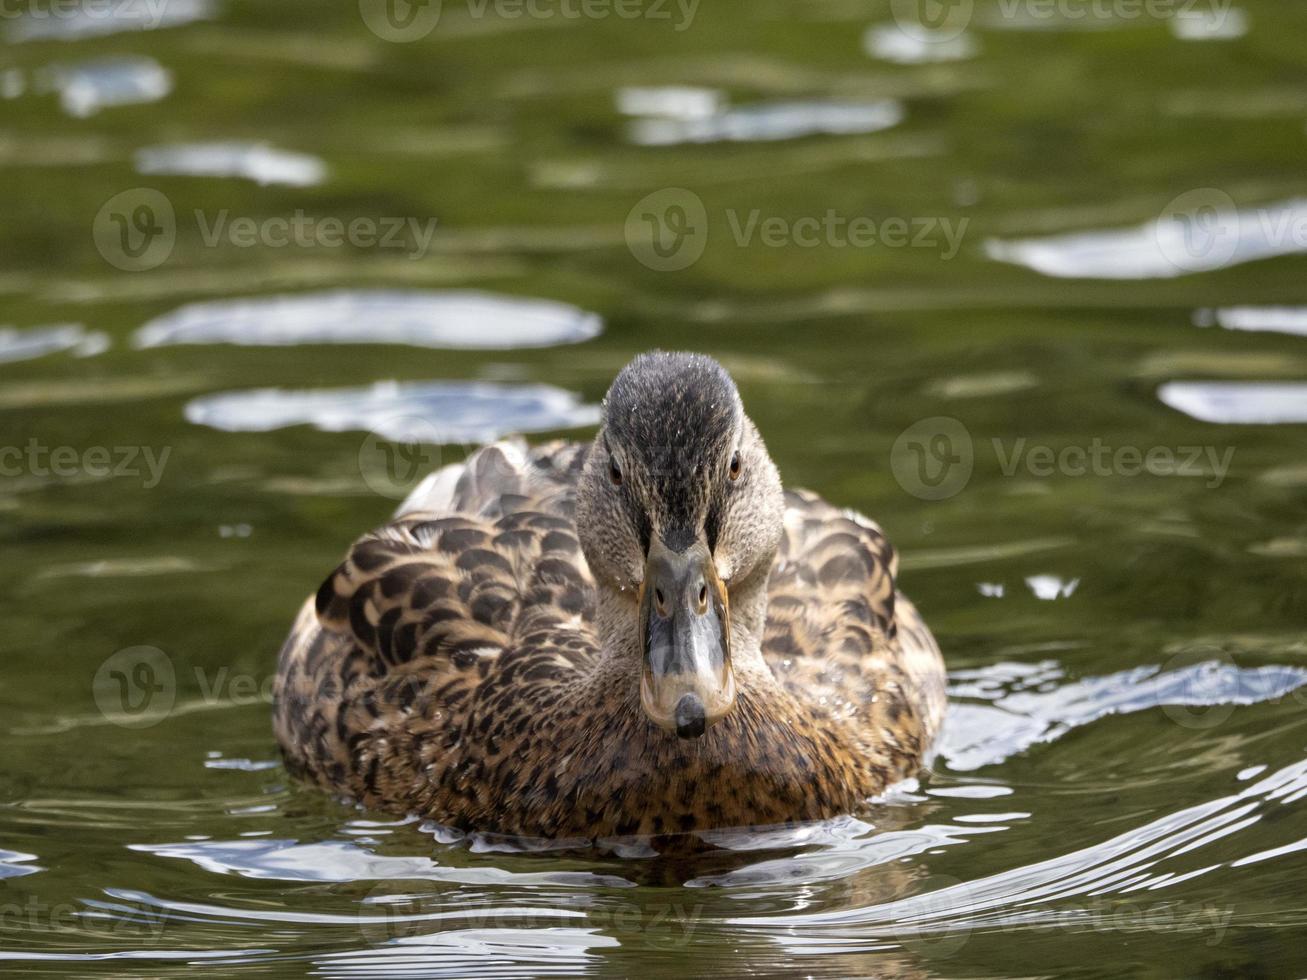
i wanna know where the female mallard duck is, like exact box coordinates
[274,352,945,839]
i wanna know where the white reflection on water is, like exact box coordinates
[626,99,903,146]
[135,142,327,187]
[12,652,1304,971]
[940,657,1307,772]
[1,68,25,99]
[184,380,601,442]
[134,290,603,350]
[129,839,629,887]
[40,57,171,117]
[1169,7,1248,41]
[0,950,273,963]
[1196,306,1307,337]
[615,86,724,120]
[731,758,1307,945]
[308,928,619,980]
[7,0,214,42]
[79,886,616,979]
[0,323,108,363]
[863,25,977,63]
[1024,575,1079,600]
[0,847,41,879]
[986,199,1307,278]
[1158,381,1307,424]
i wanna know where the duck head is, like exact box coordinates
[575,352,785,738]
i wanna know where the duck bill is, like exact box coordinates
[638,537,734,739]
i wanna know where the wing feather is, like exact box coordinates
[765,489,946,765]
[274,441,598,797]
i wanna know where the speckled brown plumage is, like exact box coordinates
[273,356,945,840]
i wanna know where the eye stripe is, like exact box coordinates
[705,502,721,553]
[635,507,652,555]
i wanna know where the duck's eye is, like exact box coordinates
[608,455,623,486]
[728,450,742,482]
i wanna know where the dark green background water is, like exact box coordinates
[3,0,1307,976]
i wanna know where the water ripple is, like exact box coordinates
[731,757,1307,941]
[1170,6,1248,41]
[863,24,977,63]
[8,0,214,42]
[626,99,903,146]
[1158,381,1307,424]
[309,928,618,980]
[0,847,42,879]
[41,56,171,117]
[986,199,1307,279]
[134,290,603,350]
[0,323,108,364]
[135,142,326,186]
[940,657,1307,772]
[1197,306,1307,337]
[184,380,600,442]
[131,838,631,888]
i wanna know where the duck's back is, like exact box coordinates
[272,440,599,808]
[763,489,947,776]
[273,440,945,827]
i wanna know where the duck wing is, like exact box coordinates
[273,440,597,803]
[763,489,947,768]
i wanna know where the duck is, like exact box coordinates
[273,351,946,840]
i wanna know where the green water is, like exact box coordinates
[4,0,1307,976]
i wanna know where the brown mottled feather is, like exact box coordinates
[273,440,944,839]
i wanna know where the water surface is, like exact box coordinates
[3,0,1307,976]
